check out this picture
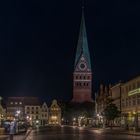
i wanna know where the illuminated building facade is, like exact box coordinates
[6,97,48,126]
[6,97,25,120]
[48,100,61,125]
[41,102,48,126]
[121,76,140,130]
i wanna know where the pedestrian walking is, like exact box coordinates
[9,121,16,140]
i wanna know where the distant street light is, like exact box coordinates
[73,118,76,121]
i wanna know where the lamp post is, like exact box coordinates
[16,110,21,133]
[73,118,76,126]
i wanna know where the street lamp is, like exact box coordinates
[73,118,76,121]
[73,118,76,126]
[15,110,21,133]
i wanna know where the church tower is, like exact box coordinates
[72,9,93,103]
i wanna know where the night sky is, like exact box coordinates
[0,0,140,101]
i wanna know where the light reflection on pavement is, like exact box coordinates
[25,126,140,140]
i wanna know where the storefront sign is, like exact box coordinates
[128,88,140,96]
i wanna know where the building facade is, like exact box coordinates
[41,102,48,126]
[6,97,25,120]
[97,75,140,129]
[72,10,92,103]
[121,76,140,130]
[25,104,41,126]
[48,100,61,125]
[6,97,48,126]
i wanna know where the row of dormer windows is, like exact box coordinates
[10,102,22,105]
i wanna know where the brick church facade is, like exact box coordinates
[72,10,93,103]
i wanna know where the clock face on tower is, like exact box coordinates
[79,62,87,71]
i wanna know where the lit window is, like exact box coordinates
[10,102,13,105]
[15,102,17,105]
[19,102,22,105]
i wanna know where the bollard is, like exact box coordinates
[10,134,13,140]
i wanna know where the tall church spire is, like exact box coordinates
[72,6,93,103]
[74,8,91,70]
